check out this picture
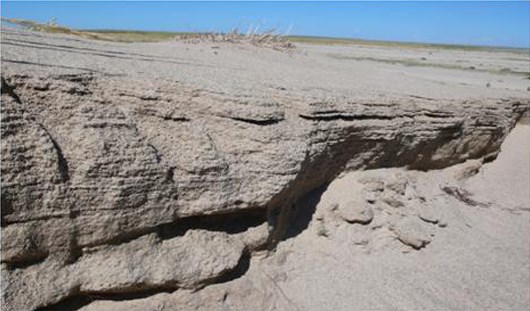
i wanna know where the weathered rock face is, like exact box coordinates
[1,27,529,310]
[1,71,527,310]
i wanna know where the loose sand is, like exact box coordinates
[240,123,530,311]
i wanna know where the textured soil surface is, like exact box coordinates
[79,123,530,311]
[1,27,529,311]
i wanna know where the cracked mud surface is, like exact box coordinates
[1,28,529,310]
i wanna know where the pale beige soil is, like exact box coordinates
[78,124,530,311]
[1,27,529,311]
[2,27,529,101]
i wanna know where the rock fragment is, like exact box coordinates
[392,218,433,249]
[338,201,374,224]
[381,192,405,208]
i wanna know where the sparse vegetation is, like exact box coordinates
[285,35,529,53]
[328,53,530,77]
[4,17,528,54]
[82,29,184,42]
[2,18,294,49]
[174,29,295,50]
[1,17,103,40]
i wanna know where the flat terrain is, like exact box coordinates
[2,27,529,100]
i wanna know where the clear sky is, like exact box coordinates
[2,1,529,48]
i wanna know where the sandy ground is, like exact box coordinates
[242,123,530,311]
[1,28,529,310]
[2,27,529,102]
[465,124,530,211]
[79,124,530,311]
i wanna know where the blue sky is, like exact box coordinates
[2,1,529,48]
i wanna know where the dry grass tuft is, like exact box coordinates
[175,29,295,50]
[2,18,295,49]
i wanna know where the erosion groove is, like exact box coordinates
[42,128,71,182]
[1,27,529,311]
[299,112,396,120]
[228,116,283,125]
